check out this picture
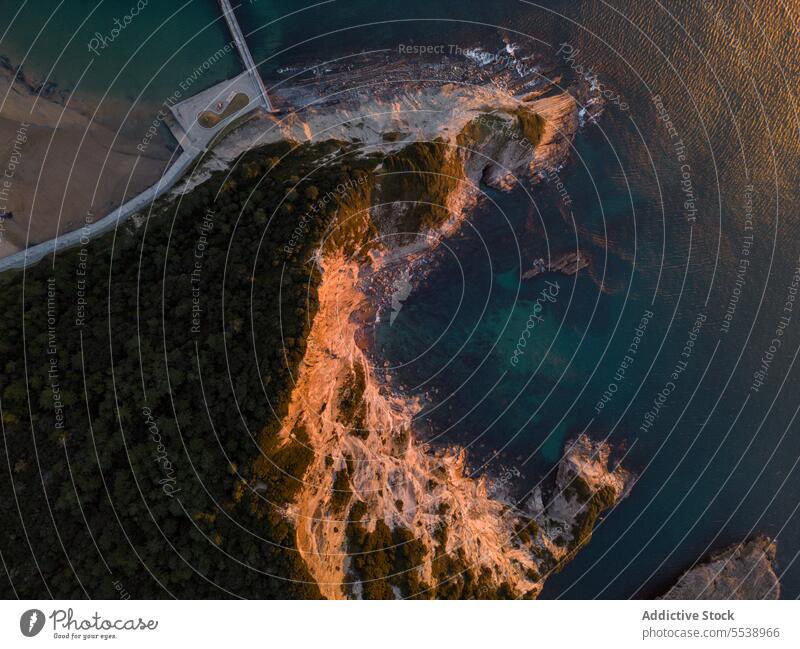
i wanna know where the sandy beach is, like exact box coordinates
[0,59,172,258]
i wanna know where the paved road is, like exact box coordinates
[0,149,196,273]
[0,2,271,275]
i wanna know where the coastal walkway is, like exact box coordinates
[0,70,263,273]
[167,70,263,152]
[0,149,196,272]
[0,3,274,273]
[218,0,273,112]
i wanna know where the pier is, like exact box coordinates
[218,0,273,112]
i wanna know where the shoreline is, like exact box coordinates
[0,54,174,263]
[246,47,639,598]
[0,41,600,270]
[282,247,632,598]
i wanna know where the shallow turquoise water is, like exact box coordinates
[2,0,237,127]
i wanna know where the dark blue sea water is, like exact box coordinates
[4,0,798,598]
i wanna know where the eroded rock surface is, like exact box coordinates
[661,537,780,600]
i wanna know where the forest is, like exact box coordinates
[0,126,551,598]
[0,139,376,598]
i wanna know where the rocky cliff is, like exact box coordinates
[235,46,636,598]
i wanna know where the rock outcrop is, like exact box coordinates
[174,48,582,198]
[276,246,631,598]
[242,45,619,599]
[661,536,780,600]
